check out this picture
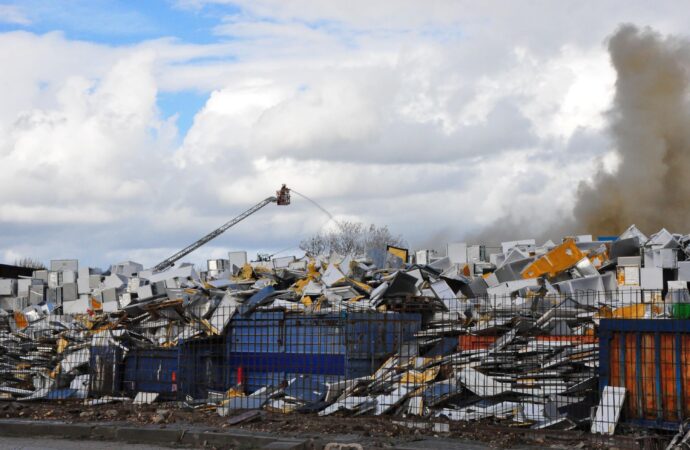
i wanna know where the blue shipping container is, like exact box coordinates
[178,336,226,399]
[89,345,124,396]
[122,347,178,400]
[226,311,421,392]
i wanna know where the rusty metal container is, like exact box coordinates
[599,319,690,430]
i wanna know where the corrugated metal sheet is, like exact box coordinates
[599,319,690,430]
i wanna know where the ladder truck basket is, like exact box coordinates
[276,184,291,206]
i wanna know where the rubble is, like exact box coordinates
[0,223,689,438]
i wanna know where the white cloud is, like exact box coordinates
[0,4,30,25]
[0,49,172,207]
[2,2,690,266]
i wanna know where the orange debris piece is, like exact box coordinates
[521,239,585,279]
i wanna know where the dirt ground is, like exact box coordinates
[0,400,669,449]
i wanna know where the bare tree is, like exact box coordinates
[299,235,328,257]
[300,221,406,257]
[14,257,46,270]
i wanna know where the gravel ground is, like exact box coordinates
[0,400,667,449]
[0,437,171,450]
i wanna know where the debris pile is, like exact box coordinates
[0,224,689,436]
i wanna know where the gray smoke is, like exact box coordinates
[574,25,690,236]
[470,25,690,245]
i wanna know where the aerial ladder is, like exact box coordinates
[152,185,291,272]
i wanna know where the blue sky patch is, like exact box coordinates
[157,89,209,138]
[0,0,241,44]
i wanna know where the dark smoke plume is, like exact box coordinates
[574,25,690,236]
[468,25,690,245]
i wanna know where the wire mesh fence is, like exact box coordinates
[28,288,675,447]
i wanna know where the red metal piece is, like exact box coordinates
[458,334,597,351]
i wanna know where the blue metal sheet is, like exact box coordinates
[599,327,611,392]
[424,337,459,357]
[89,344,124,396]
[225,311,421,393]
[178,337,226,399]
[123,348,178,399]
[238,286,276,316]
[600,319,690,333]
[345,312,421,359]
[346,358,384,378]
[227,352,346,375]
[46,389,77,400]
[284,315,345,355]
[624,418,681,431]
[228,311,284,353]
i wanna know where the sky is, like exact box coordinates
[0,0,688,269]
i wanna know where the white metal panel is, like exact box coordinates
[272,256,295,269]
[50,259,78,272]
[17,278,31,296]
[501,239,536,254]
[0,279,16,296]
[228,251,248,268]
[415,250,429,265]
[679,262,690,281]
[447,243,468,264]
[640,267,664,290]
[591,386,626,435]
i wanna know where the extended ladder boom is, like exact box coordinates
[152,185,291,272]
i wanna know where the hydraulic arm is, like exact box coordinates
[152,185,290,272]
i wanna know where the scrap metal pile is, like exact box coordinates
[0,224,690,434]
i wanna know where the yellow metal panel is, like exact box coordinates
[57,338,69,354]
[387,245,409,262]
[400,366,440,385]
[611,303,663,318]
[348,278,372,293]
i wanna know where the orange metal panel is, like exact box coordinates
[626,334,640,418]
[641,334,656,419]
[604,324,690,427]
[521,239,585,279]
[535,335,598,344]
[610,332,621,387]
[457,334,598,351]
[660,333,679,421]
[457,335,497,351]
[683,336,690,418]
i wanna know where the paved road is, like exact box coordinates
[0,437,173,450]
